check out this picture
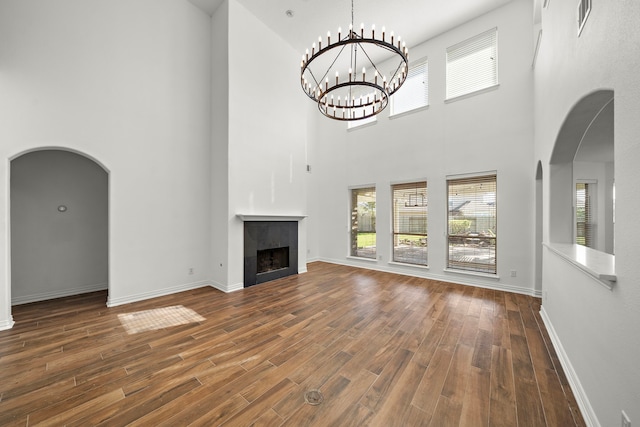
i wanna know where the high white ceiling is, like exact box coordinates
[189,0,515,55]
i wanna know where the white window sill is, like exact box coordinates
[445,84,500,104]
[346,256,378,263]
[389,104,429,120]
[388,261,429,270]
[444,268,500,280]
[543,243,616,289]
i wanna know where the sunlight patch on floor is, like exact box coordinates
[117,305,205,334]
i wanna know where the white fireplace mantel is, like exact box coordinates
[236,214,307,222]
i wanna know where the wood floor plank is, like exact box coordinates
[0,262,584,426]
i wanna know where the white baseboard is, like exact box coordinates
[539,306,600,427]
[210,280,243,293]
[316,257,538,297]
[0,316,15,331]
[106,280,211,307]
[12,282,108,306]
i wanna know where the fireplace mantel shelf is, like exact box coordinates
[237,214,307,222]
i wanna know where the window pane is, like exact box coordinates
[446,28,497,99]
[447,175,497,273]
[393,182,428,265]
[576,182,593,247]
[351,187,376,258]
[391,60,428,115]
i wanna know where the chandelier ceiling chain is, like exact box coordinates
[300,0,409,121]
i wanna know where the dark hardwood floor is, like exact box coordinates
[0,262,585,426]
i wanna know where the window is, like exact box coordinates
[576,182,594,247]
[391,59,428,116]
[350,187,376,258]
[446,28,498,100]
[447,174,497,274]
[392,182,427,265]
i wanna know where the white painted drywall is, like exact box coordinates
[309,0,536,294]
[0,0,212,322]
[225,1,310,288]
[535,1,640,425]
[210,1,231,290]
[11,150,108,303]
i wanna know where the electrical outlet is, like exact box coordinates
[510,270,517,277]
[622,410,631,427]
[188,267,194,275]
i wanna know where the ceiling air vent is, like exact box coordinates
[577,0,591,36]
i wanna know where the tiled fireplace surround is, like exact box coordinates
[241,217,301,287]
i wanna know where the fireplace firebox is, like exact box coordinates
[257,247,290,274]
[243,221,298,287]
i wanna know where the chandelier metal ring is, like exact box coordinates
[300,3,409,121]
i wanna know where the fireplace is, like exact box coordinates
[243,221,298,287]
[257,247,289,274]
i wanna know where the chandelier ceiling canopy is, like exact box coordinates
[300,0,409,121]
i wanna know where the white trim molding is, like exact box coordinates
[540,306,600,427]
[236,214,307,222]
[0,317,15,331]
[106,280,211,307]
[12,282,108,306]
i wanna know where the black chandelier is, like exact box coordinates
[300,0,409,121]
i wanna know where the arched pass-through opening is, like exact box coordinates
[549,89,614,246]
[9,148,109,308]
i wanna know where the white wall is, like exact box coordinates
[210,1,231,290]
[535,1,640,425]
[11,150,108,304]
[310,0,536,294]
[0,0,212,326]
[223,0,310,289]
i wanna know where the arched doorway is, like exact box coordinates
[10,149,109,305]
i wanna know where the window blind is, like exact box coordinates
[447,174,497,273]
[446,28,498,100]
[391,59,428,116]
[392,182,428,265]
[576,182,593,247]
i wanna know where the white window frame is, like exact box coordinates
[391,181,428,266]
[349,186,377,259]
[446,28,498,101]
[390,58,428,117]
[446,172,497,275]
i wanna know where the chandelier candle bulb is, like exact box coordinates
[318,36,322,50]
[372,24,375,38]
[362,67,366,81]
[349,67,352,81]
[382,26,385,41]
[338,27,341,40]
[312,42,315,55]
[360,23,364,37]
[327,31,331,44]
[391,31,394,44]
